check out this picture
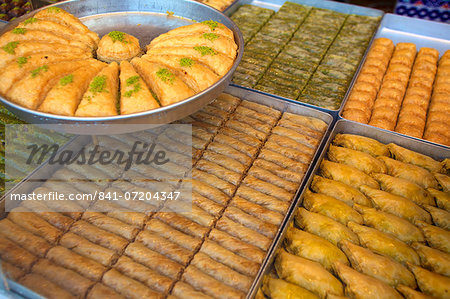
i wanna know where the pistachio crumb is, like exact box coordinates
[156,68,175,84]
[202,33,219,41]
[60,74,73,86]
[31,65,48,78]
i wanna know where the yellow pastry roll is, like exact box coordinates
[295,208,359,246]
[423,205,449,230]
[18,18,96,50]
[360,185,431,224]
[119,60,159,114]
[0,52,91,95]
[0,41,88,69]
[285,226,349,273]
[387,143,442,173]
[332,134,389,157]
[348,222,420,266]
[147,33,237,59]
[396,284,432,299]
[412,242,450,277]
[7,59,93,109]
[39,61,106,115]
[34,7,99,45]
[354,204,424,244]
[334,261,403,299]
[372,173,435,206]
[275,249,344,298]
[303,190,363,225]
[415,221,450,254]
[339,239,416,288]
[0,29,91,52]
[146,46,233,76]
[262,276,319,299]
[319,160,379,190]
[428,188,450,211]
[75,62,119,116]
[327,145,387,174]
[131,57,194,106]
[310,176,372,207]
[149,21,234,46]
[407,263,450,299]
[143,54,220,92]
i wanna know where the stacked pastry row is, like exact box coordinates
[231,2,380,109]
[260,134,450,299]
[230,4,274,45]
[342,38,450,146]
[0,93,328,299]
[0,7,237,116]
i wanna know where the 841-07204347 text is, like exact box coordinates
[9,190,181,201]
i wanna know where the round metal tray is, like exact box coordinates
[0,0,244,134]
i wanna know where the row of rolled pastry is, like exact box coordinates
[342,37,450,146]
[261,133,450,299]
[395,47,439,138]
[368,42,416,130]
[342,38,394,123]
[423,51,450,145]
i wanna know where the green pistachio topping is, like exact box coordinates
[89,75,108,94]
[124,83,141,98]
[31,65,48,78]
[2,41,19,54]
[108,31,128,43]
[47,7,61,13]
[202,20,222,31]
[193,46,217,56]
[124,75,141,97]
[180,57,194,67]
[202,33,219,41]
[60,74,73,86]
[156,68,175,84]
[12,28,27,34]
[17,56,29,68]
[126,75,140,86]
[23,17,38,25]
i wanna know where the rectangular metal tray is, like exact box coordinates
[338,13,450,148]
[247,119,450,298]
[0,85,334,299]
[225,0,384,117]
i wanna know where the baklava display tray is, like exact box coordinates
[226,0,383,116]
[0,85,333,299]
[339,13,450,147]
[249,119,450,298]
